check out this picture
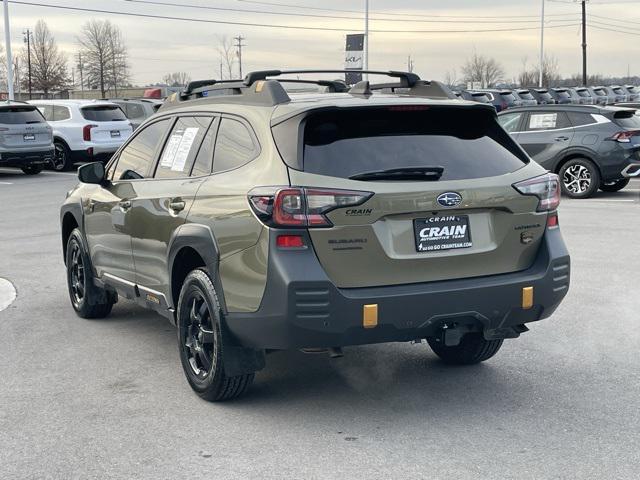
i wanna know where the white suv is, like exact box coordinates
[29,100,133,171]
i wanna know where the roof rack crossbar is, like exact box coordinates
[244,69,421,88]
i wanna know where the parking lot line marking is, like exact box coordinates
[0,278,17,312]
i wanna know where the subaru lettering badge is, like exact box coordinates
[437,192,463,208]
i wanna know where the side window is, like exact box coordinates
[127,103,145,119]
[213,118,258,173]
[191,119,218,177]
[498,112,524,133]
[154,116,212,179]
[526,112,571,131]
[113,118,171,180]
[53,106,71,121]
[567,112,597,127]
[37,105,54,121]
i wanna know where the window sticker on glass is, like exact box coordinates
[160,134,183,167]
[171,127,199,171]
[530,113,558,130]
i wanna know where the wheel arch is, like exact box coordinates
[167,224,225,314]
[554,150,602,177]
[60,205,83,264]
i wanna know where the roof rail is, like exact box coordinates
[244,69,421,88]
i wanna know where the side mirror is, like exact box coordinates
[78,162,106,185]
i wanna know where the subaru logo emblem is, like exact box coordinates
[437,192,462,208]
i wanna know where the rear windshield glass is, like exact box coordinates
[0,107,45,124]
[517,91,535,100]
[592,89,607,96]
[613,88,626,95]
[500,93,517,103]
[614,111,640,129]
[555,90,571,99]
[299,107,528,181]
[81,105,127,122]
[538,92,553,101]
[576,89,590,97]
[472,94,491,102]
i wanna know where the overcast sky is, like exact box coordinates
[2,0,638,86]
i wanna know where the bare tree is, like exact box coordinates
[461,51,505,88]
[20,20,68,96]
[0,43,25,95]
[444,69,459,88]
[518,54,561,88]
[162,72,191,87]
[217,35,235,80]
[78,20,129,97]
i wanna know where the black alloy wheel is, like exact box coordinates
[181,290,217,379]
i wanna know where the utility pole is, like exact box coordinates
[3,0,15,100]
[581,0,587,86]
[77,52,84,92]
[23,29,32,99]
[539,0,545,87]
[219,62,223,80]
[234,35,245,79]
[407,55,414,73]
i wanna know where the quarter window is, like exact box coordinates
[213,118,258,173]
[113,119,171,180]
[567,112,597,127]
[155,116,213,179]
[53,106,71,121]
[36,105,54,121]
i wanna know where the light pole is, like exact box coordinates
[581,0,587,86]
[3,0,15,100]
[23,29,32,99]
[539,0,545,88]
[364,0,369,79]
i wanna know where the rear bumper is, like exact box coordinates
[0,148,54,167]
[622,163,640,178]
[226,227,571,350]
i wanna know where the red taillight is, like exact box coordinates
[83,124,97,141]
[276,234,306,249]
[610,130,640,143]
[248,187,372,228]
[513,173,561,212]
[547,212,559,228]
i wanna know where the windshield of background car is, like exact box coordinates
[81,105,128,122]
[555,91,571,99]
[295,107,528,181]
[501,93,517,104]
[0,106,46,124]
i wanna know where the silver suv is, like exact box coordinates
[0,101,54,175]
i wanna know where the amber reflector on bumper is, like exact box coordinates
[363,304,378,329]
[522,287,534,310]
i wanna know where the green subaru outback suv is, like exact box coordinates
[60,70,570,401]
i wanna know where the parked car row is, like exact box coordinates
[0,97,163,174]
[456,85,640,111]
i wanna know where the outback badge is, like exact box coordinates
[437,192,462,208]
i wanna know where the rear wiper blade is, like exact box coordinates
[349,166,444,181]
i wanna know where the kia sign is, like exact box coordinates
[345,34,364,85]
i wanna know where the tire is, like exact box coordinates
[427,333,503,365]
[177,268,254,402]
[52,140,73,171]
[559,158,600,199]
[65,228,114,319]
[600,178,630,193]
[21,165,43,175]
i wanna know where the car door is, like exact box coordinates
[128,115,216,305]
[84,118,172,291]
[516,111,574,170]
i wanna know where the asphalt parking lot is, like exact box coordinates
[0,168,639,480]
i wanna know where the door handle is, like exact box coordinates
[554,136,570,142]
[169,199,186,212]
[119,200,132,211]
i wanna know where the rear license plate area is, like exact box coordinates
[23,134,35,141]
[110,130,121,138]
[414,215,472,252]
